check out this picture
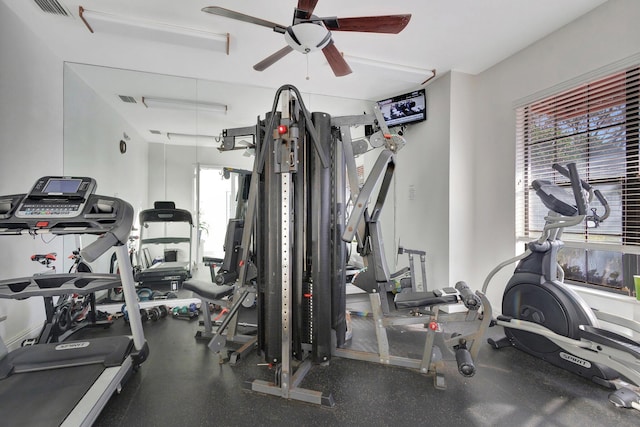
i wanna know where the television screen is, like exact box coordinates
[377,89,427,127]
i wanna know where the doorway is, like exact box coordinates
[195,166,236,260]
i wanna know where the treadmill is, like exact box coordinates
[0,176,148,426]
[135,201,193,289]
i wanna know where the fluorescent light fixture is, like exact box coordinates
[79,6,229,54]
[142,97,227,114]
[344,55,436,85]
[166,133,218,145]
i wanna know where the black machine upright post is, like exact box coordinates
[248,87,335,405]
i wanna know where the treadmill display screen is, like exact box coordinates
[43,178,82,194]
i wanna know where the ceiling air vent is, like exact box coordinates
[149,130,161,135]
[118,95,137,104]
[33,0,70,16]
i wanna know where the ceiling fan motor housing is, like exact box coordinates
[285,23,331,53]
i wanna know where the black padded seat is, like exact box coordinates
[394,291,458,309]
[183,279,234,300]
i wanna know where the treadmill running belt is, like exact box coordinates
[0,364,104,426]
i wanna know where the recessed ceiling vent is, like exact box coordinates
[118,95,137,104]
[33,0,70,16]
[149,130,161,135]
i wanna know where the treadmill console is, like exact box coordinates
[15,176,96,219]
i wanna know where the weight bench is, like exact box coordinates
[182,279,234,340]
[334,281,492,389]
[183,278,258,364]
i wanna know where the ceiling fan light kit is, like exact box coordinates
[285,23,331,53]
[202,1,411,77]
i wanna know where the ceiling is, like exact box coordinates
[4,0,608,144]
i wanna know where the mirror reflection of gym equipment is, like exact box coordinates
[135,201,194,290]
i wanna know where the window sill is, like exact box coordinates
[566,282,637,305]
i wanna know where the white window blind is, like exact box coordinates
[516,65,640,247]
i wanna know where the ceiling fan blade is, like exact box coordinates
[202,6,287,33]
[322,42,352,77]
[253,46,295,71]
[325,14,411,34]
[297,0,319,18]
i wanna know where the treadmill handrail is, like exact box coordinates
[0,273,121,300]
[140,237,192,245]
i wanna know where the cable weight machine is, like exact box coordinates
[209,85,490,405]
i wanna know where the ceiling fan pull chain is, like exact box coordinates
[306,55,310,80]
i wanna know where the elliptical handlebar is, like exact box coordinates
[567,163,588,216]
[593,189,611,222]
[552,163,587,214]
[551,162,610,223]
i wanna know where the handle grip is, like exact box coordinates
[593,189,610,222]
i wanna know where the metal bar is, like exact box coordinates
[115,244,145,351]
[207,289,249,352]
[342,149,394,242]
[331,114,377,127]
[408,254,417,292]
[369,293,390,363]
[340,126,361,204]
[420,311,437,374]
[420,254,428,292]
[280,90,292,398]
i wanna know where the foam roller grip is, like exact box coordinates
[455,346,476,377]
[455,281,481,310]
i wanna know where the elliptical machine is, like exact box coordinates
[483,163,640,410]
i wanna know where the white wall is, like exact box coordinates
[392,73,451,289]
[0,1,64,347]
[472,0,640,319]
[449,71,477,285]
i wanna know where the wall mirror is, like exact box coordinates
[63,62,372,275]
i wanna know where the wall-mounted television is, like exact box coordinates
[376,89,427,127]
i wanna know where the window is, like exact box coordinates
[516,66,640,296]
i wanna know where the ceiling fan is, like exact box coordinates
[202,1,411,77]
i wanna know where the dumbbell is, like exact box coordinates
[147,307,162,321]
[158,305,168,318]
